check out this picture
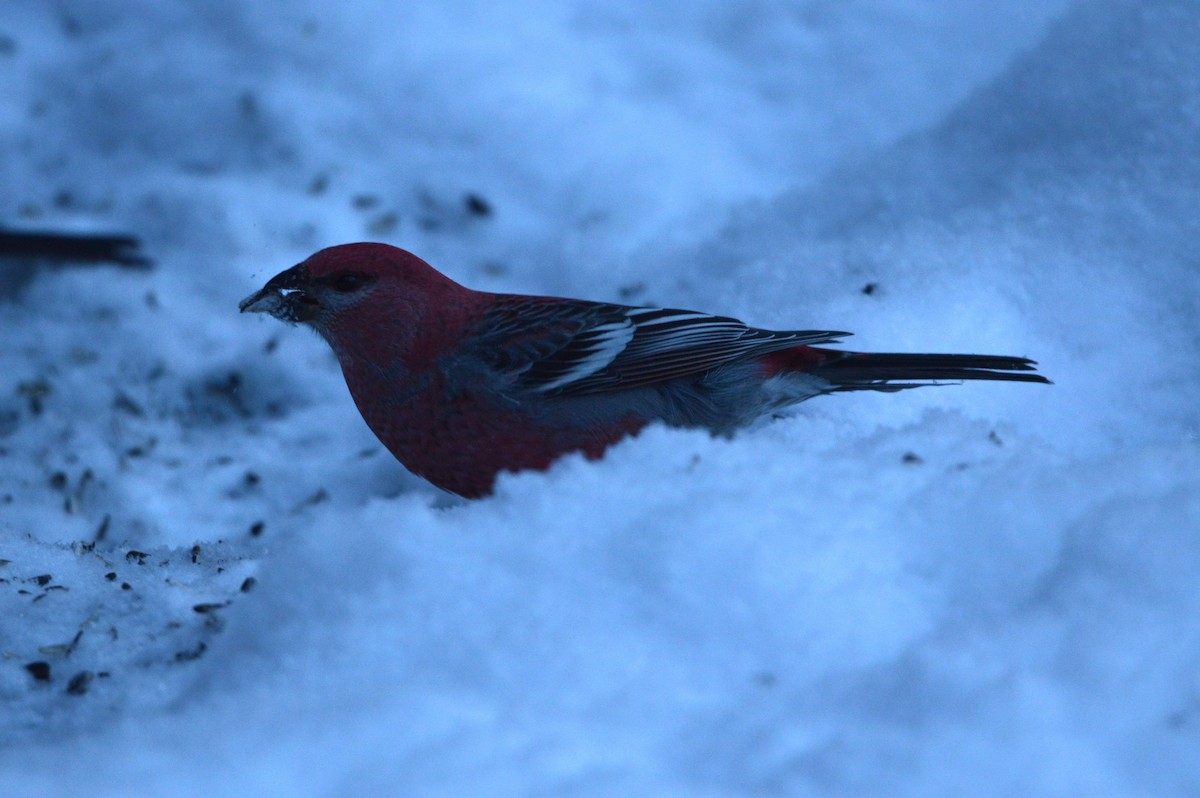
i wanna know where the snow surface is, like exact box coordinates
[2,0,1198,795]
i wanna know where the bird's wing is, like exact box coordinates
[466,296,849,396]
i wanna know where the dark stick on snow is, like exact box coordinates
[0,229,152,267]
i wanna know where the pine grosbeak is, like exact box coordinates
[240,243,1047,498]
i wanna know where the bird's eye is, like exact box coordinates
[332,273,365,293]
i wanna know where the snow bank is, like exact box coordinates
[2,1,1197,796]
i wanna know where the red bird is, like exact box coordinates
[240,243,1048,498]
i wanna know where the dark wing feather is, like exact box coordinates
[466,298,634,388]
[466,296,849,396]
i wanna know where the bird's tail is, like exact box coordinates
[762,347,1051,392]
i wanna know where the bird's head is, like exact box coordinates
[240,243,465,336]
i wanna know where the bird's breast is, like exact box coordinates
[339,361,643,497]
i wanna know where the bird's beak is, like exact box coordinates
[239,265,318,322]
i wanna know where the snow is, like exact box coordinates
[2,0,1198,795]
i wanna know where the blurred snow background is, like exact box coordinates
[2,0,1198,795]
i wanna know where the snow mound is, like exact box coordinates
[2,1,1197,796]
